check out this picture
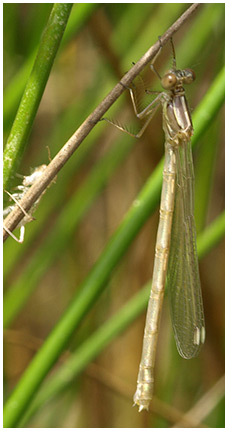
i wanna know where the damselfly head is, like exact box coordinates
[161,68,195,91]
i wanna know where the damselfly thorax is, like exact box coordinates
[155,67,195,147]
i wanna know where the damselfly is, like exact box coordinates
[104,38,205,411]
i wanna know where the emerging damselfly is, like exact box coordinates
[104,38,205,412]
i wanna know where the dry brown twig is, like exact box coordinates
[3,4,200,242]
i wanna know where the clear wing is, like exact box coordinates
[167,140,205,359]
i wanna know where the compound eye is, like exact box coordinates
[161,72,177,89]
[184,68,196,83]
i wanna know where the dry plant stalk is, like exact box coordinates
[3,3,200,243]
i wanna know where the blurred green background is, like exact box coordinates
[3,3,224,428]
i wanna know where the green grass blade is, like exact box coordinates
[3,4,97,130]
[4,212,224,427]
[3,66,224,327]
[3,4,72,189]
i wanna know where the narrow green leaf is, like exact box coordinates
[3,4,72,189]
